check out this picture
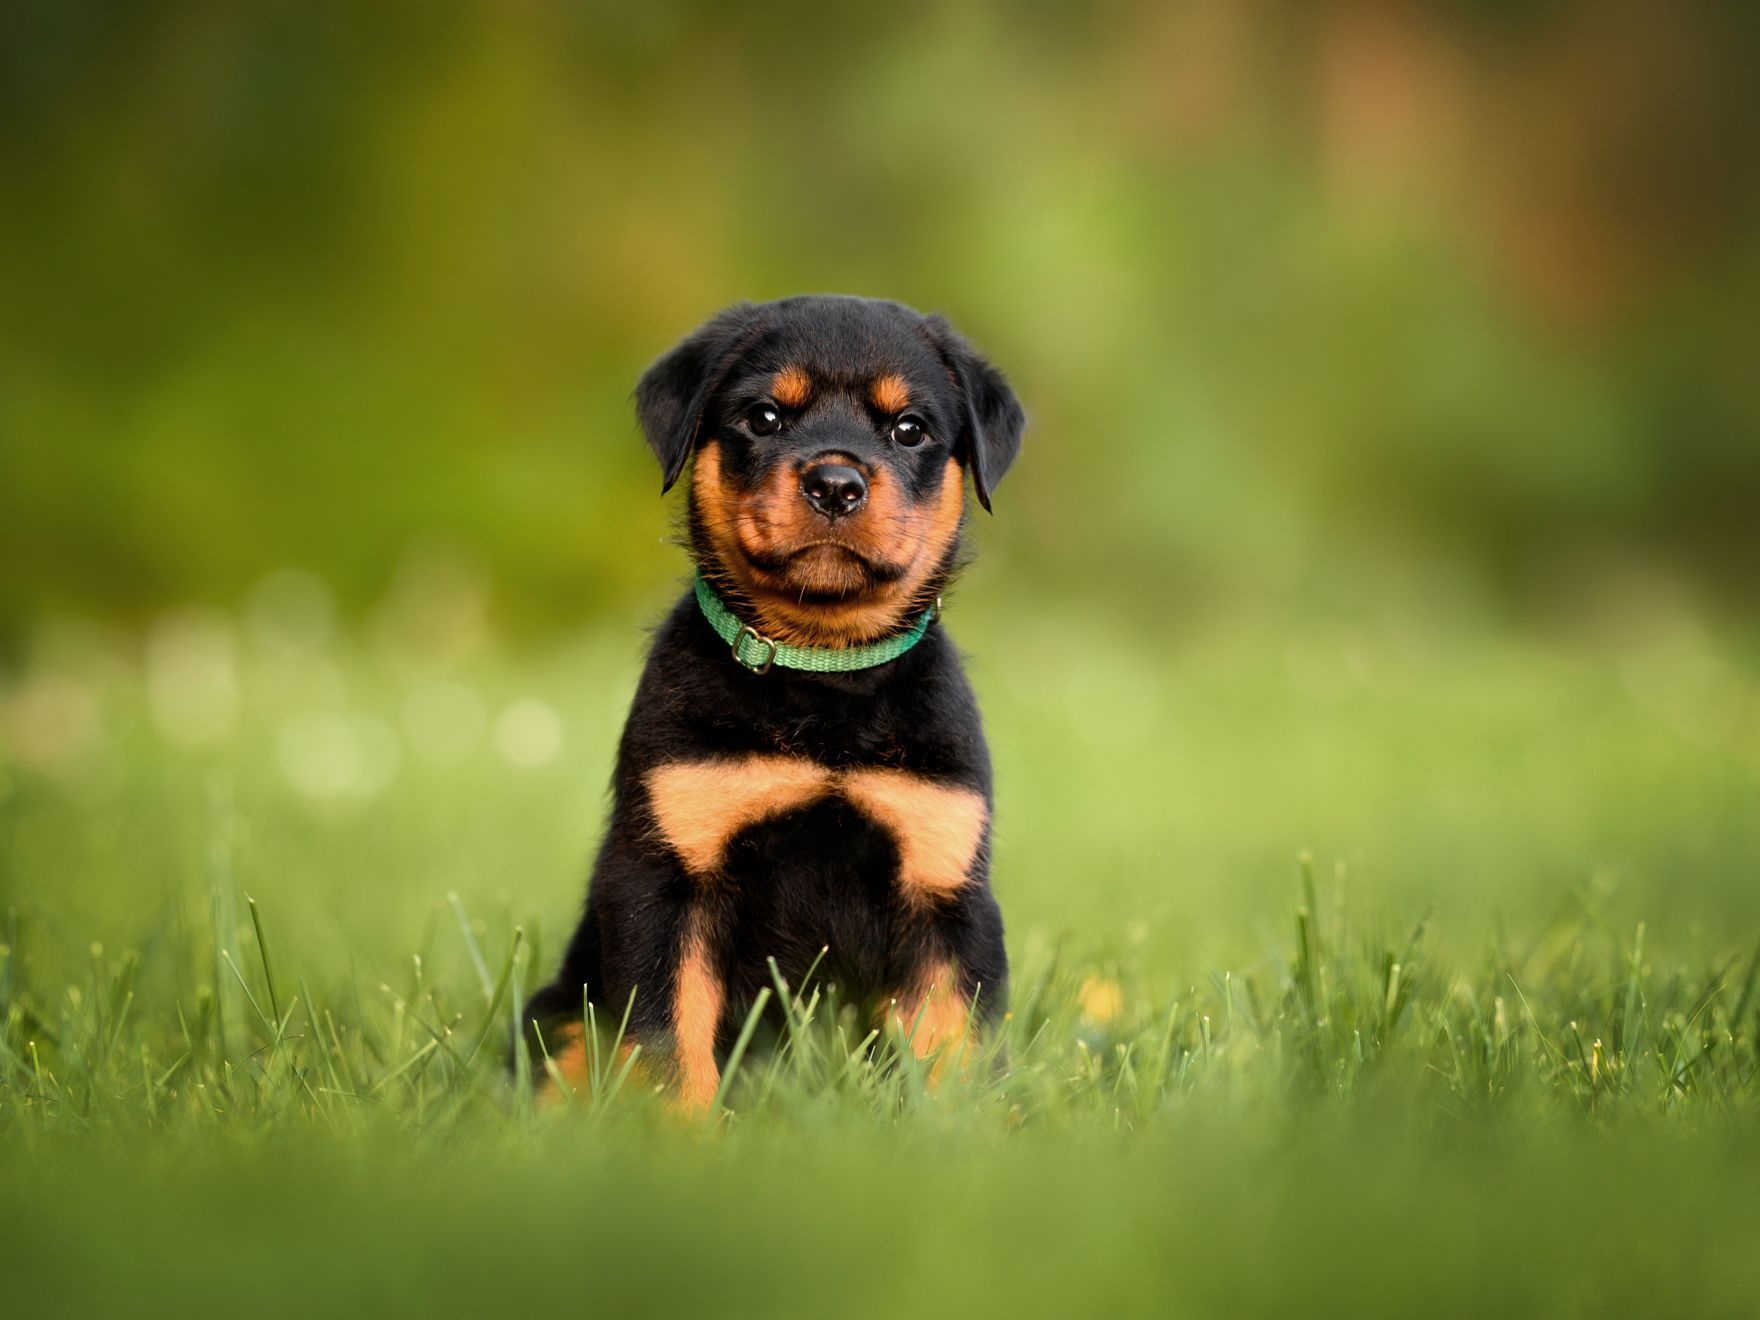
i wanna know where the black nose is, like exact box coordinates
[799,463,868,519]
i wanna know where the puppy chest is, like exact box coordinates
[643,754,987,905]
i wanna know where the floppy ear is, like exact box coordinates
[925,316,1025,513]
[634,304,758,493]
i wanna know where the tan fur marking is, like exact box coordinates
[871,373,910,414]
[691,441,748,598]
[692,449,967,648]
[538,1025,642,1105]
[646,755,833,873]
[885,963,974,1084]
[771,367,811,408]
[647,756,982,902]
[673,914,724,1113]
[841,769,987,905]
[643,757,987,1107]
[543,1022,590,1100]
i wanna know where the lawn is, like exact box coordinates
[4,580,1759,1317]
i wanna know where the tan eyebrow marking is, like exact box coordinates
[871,373,910,414]
[771,367,811,408]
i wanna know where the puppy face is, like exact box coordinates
[635,296,1025,647]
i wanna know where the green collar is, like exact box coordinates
[693,574,939,675]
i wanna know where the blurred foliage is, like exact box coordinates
[3,0,1759,648]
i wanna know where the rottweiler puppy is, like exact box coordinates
[525,294,1025,1109]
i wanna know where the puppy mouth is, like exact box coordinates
[739,541,911,598]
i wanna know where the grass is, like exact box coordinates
[4,585,1760,1316]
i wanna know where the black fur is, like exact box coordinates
[525,294,1025,1089]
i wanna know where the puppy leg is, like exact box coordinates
[884,895,1009,1086]
[532,943,722,1113]
[527,851,725,1112]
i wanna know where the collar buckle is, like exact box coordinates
[732,624,778,675]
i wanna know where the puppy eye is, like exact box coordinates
[890,415,928,447]
[745,403,783,436]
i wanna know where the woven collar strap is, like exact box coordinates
[693,575,938,675]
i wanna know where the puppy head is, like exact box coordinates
[635,295,1025,648]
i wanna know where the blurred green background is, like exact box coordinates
[5,0,1759,639]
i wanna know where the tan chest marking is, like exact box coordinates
[643,756,987,902]
[645,756,832,874]
[840,768,988,905]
